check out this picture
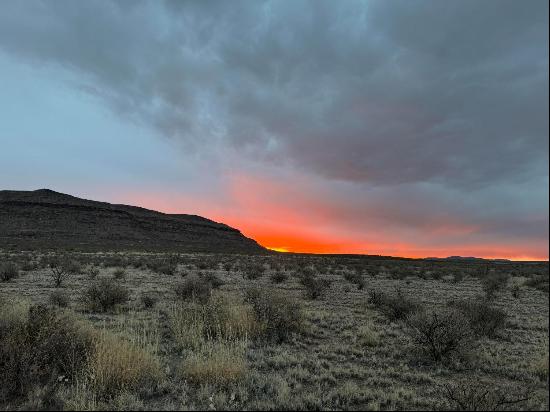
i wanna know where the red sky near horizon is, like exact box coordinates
[109,173,549,262]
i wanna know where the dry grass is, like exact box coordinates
[180,341,248,385]
[0,251,548,410]
[87,329,162,399]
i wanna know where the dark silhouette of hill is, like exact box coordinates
[0,189,265,253]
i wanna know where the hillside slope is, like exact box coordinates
[0,189,265,253]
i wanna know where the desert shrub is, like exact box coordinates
[481,272,509,300]
[88,330,162,399]
[0,261,19,282]
[20,260,37,272]
[86,266,100,279]
[405,307,473,362]
[201,272,224,289]
[245,288,304,343]
[430,271,443,281]
[0,303,94,403]
[300,273,332,299]
[82,278,130,312]
[357,324,379,347]
[449,299,507,338]
[242,263,265,280]
[49,289,70,308]
[180,341,247,386]
[452,272,465,283]
[174,275,212,304]
[511,283,521,299]
[270,271,289,284]
[367,289,386,306]
[157,261,177,276]
[438,378,532,410]
[524,275,549,294]
[531,353,548,382]
[140,293,158,309]
[112,268,126,280]
[343,271,366,289]
[369,289,421,321]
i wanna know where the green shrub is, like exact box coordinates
[369,289,421,321]
[245,288,304,343]
[343,271,366,289]
[0,303,94,403]
[82,278,130,312]
[300,273,332,299]
[524,275,549,294]
[86,266,100,279]
[481,272,509,300]
[174,275,212,304]
[200,272,224,289]
[49,290,70,308]
[270,271,289,284]
[112,268,126,280]
[448,299,507,338]
[242,263,265,280]
[141,293,158,309]
[0,262,19,282]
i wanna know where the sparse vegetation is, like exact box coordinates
[0,261,18,282]
[174,274,212,303]
[245,288,305,343]
[481,271,510,300]
[300,272,332,299]
[0,251,547,410]
[369,288,421,321]
[81,277,130,312]
[449,299,507,338]
[49,289,70,307]
[405,307,473,362]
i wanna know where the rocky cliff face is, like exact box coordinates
[0,189,265,253]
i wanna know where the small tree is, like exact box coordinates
[45,256,79,287]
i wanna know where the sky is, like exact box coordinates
[0,0,548,260]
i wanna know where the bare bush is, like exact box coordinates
[44,256,80,287]
[438,378,532,410]
[405,307,473,362]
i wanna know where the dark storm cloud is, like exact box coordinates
[1,0,547,186]
[0,0,547,256]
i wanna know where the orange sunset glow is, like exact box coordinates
[111,171,549,262]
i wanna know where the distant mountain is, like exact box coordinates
[0,189,265,253]
[425,256,511,263]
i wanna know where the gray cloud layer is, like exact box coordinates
[0,0,548,255]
